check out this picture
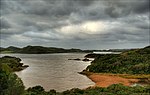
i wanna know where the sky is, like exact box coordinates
[0,0,150,49]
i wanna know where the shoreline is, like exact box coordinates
[79,71,150,88]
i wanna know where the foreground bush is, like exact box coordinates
[24,84,150,95]
[0,64,25,95]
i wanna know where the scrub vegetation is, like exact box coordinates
[0,46,150,95]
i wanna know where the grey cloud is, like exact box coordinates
[18,20,50,31]
[104,0,149,18]
[135,23,150,29]
[118,15,149,30]
[0,0,26,15]
[22,31,60,40]
[18,20,36,27]
[105,6,130,18]
[131,0,150,14]
[0,0,149,49]
[18,0,76,17]
[0,17,11,29]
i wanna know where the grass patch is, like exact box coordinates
[0,50,14,53]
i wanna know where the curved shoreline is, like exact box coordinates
[80,71,150,88]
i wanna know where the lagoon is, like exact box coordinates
[0,53,94,91]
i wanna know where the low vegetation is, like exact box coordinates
[0,56,29,71]
[0,63,25,95]
[25,84,150,95]
[1,46,150,95]
[86,46,150,74]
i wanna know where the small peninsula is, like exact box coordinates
[0,56,29,71]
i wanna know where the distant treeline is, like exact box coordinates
[0,45,131,54]
[86,46,150,74]
[0,46,84,54]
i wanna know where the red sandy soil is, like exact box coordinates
[88,74,139,87]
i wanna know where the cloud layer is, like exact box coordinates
[0,0,149,49]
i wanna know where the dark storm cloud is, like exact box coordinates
[0,0,149,49]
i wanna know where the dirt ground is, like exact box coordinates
[87,74,139,87]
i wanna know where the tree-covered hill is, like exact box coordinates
[0,45,85,54]
[0,45,131,54]
[21,46,61,54]
[86,46,150,74]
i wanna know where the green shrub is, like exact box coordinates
[0,64,25,95]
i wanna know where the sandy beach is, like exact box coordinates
[87,73,139,87]
[80,71,150,87]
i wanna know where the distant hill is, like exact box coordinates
[7,46,21,52]
[0,45,85,54]
[0,45,133,54]
[86,46,150,74]
[0,46,21,53]
[20,46,60,54]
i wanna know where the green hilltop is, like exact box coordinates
[0,45,84,54]
[86,46,150,74]
[0,45,131,54]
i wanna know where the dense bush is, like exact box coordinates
[0,64,25,95]
[25,85,46,95]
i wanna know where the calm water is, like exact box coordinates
[0,53,95,91]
